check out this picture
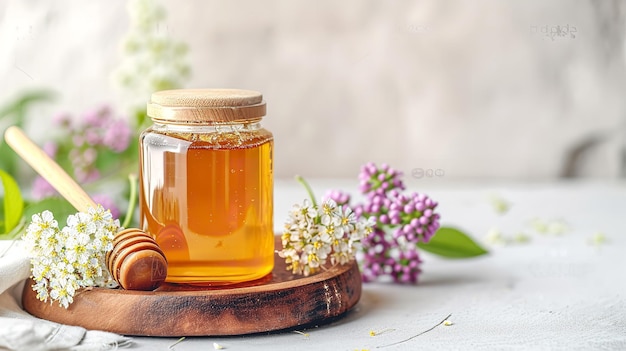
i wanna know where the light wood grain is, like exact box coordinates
[4,126,95,212]
[23,236,362,336]
[147,88,266,123]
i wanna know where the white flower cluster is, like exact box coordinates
[22,206,119,308]
[115,0,191,110]
[279,199,375,276]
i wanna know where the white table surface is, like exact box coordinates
[71,179,626,349]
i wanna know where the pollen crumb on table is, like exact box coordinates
[369,328,394,336]
[293,330,310,337]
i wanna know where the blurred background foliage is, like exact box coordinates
[0,0,190,238]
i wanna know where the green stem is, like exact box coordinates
[121,174,138,228]
[295,175,317,207]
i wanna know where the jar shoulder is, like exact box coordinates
[140,124,273,149]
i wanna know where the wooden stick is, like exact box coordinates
[4,126,96,212]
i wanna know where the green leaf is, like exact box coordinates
[0,142,18,179]
[0,169,24,234]
[0,90,56,123]
[417,226,488,258]
[135,109,149,129]
[0,217,26,240]
[94,148,122,171]
[23,197,76,226]
[0,89,56,176]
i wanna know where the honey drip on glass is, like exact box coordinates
[139,126,274,283]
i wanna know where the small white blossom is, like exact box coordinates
[22,205,120,308]
[279,199,374,276]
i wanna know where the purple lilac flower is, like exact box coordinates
[84,129,102,146]
[389,247,422,284]
[62,105,131,155]
[355,190,440,244]
[360,228,393,282]
[82,106,112,129]
[358,162,405,197]
[339,162,440,284]
[354,193,392,219]
[50,105,133,186]
[362,247,423,284]
[102,119,132,152]
[387,190,440,243]
[31,176,57,199]
[360,229,423,283]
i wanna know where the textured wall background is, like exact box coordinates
[1,0,626,179]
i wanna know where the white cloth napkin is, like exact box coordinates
[0,240,132,351]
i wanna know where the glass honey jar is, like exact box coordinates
[139,89,274,284]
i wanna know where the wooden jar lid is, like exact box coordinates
[147,89,266,123]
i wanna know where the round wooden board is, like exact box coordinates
[22,236,362,336]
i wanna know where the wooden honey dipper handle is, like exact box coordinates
[4,126,96,212]
[4,126,167,291]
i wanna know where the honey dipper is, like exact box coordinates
[4,126,167,291]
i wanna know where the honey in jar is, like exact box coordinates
[139,89,274,284]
